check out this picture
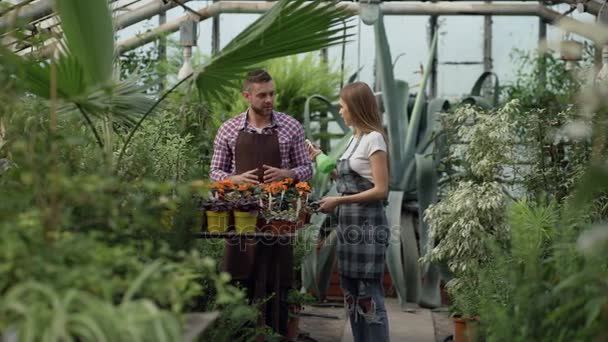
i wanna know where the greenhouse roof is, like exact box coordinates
[1,0,607,56]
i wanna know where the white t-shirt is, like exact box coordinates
[339,131,387,184]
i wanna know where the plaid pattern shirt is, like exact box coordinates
[209,111,312,182]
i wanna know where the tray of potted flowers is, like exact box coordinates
[258,179,314,235]
[200,179,314,235]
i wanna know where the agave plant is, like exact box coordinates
[300,7,503,309]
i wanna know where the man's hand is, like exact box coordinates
[263,165,295,183]
[228,168,259,185]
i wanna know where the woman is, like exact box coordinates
[315,82,390,341]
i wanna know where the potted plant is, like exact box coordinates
[260,179,294,234]
[259,179,314,234]
[232,197,261,233]
[422,104,514,340]
[260,208,300,235]
[449,271,481,342]
[285,289,316,341]
[202,180,237,233]
[201,198,232,233]
[295,181,313,227]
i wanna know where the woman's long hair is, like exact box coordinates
[340,82,390,173]
[340,82,388,144]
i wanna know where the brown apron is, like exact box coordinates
[222,129,294,287]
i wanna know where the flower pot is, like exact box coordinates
[206,210,230,233]
[454,317,479,342]
[296,211,311,228]
[259,219,297,235]
[233,210,258,233]
[286,305,301,341]
[160,208,175,230]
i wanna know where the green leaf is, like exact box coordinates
[398,29,439,190]
[0,48,84,100]
[374,14,406,185]
[470,71,500,107]
[195,0,354,103]
[415,154,442,308]
[55,0,115,86]
[72,78,158,128]
[303,94,348,140]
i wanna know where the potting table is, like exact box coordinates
[193,231,296,339]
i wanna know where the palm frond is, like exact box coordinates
[0,49,84,100]
[195,0,354,102]
[71,78,158,128]
[55,0,115,87]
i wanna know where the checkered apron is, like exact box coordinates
[335,137,389,280]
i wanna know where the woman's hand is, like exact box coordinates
[306,139,322,161]
[318,196,341,213]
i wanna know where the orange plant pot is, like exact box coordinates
[454,317,479,342]
[296,211,311,228]
[286,305,301,341]
[258,219,297,235]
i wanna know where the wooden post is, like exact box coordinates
[429,14,438,98]
[159,10,167,91]
[212,0,220,54]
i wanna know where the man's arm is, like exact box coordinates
[290,124,313,181]
[209,125,232,181]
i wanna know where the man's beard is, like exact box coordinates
[251,103,272,116]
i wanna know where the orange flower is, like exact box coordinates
[238,184,249,191]
[296,182,311,193]
[217,179,235,190]
[282,178,295,185]
[266,183,284,195]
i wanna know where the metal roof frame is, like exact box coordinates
[1,0,607,56]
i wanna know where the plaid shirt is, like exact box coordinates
[209,111,312,182]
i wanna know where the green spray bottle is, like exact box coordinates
[306,139,336,174]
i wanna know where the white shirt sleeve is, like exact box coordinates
[365,131,387,158]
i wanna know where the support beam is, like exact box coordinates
[18,1,608,57]
[1,0,604,33]
[115,0,195,31]
[114,2,608,53]
[483,1,493,73]
[158,9,167,91]
[0,0,53,31]
[429,14,438,98]
[0,0,195,33]
[538,10,547,87]
[212,0,220,54]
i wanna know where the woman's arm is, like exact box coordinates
[318,150,389,212]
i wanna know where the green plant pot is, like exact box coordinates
[233,210,258,233]
[206,211,230,233]
[160,208,176,230]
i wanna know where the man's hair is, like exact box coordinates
[243,69,272,91]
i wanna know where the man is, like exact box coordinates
[209,69,312,337]
[210,69,312,184]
